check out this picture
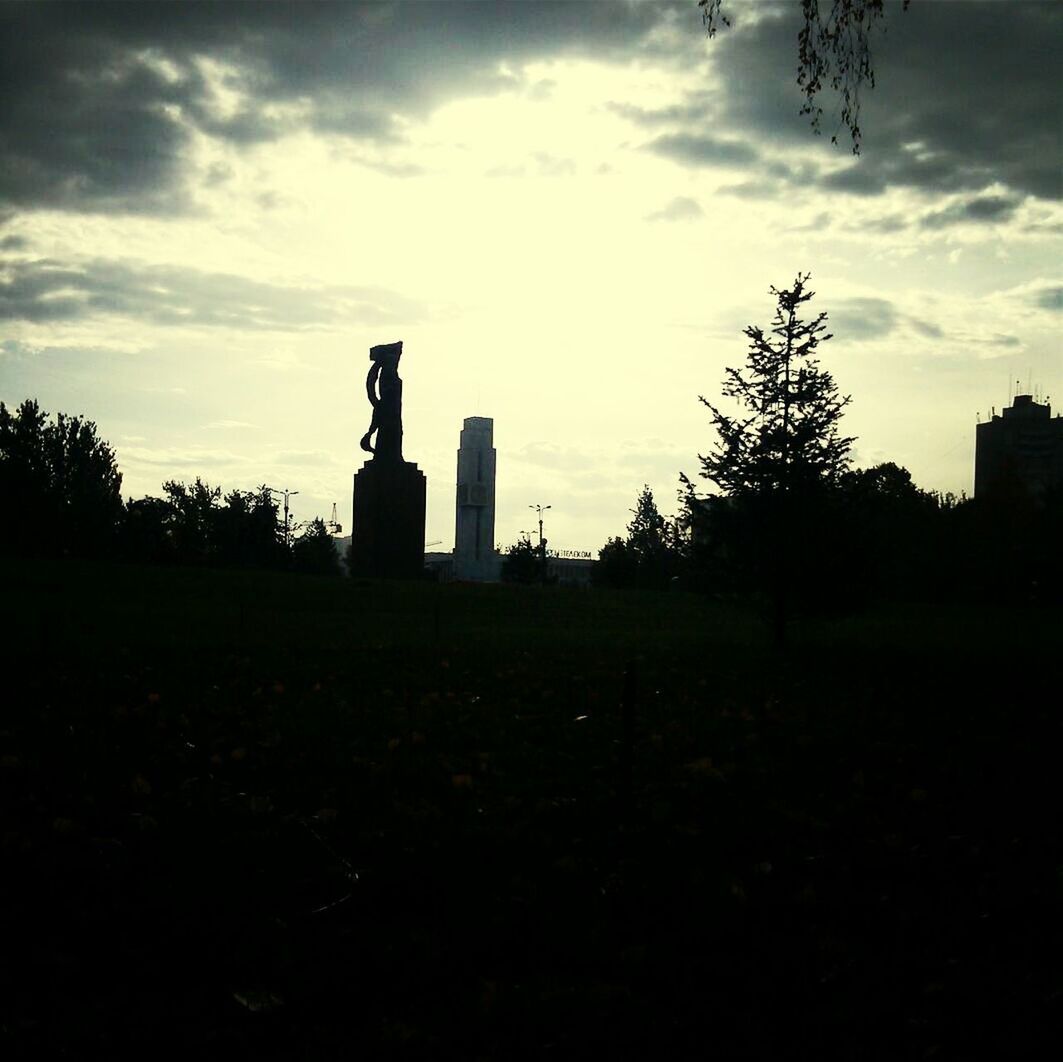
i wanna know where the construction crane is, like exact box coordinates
[425,539,442,548]
[327,502,343,535]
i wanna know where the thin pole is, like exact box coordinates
[529,503,551,584]
[266,486,299,551]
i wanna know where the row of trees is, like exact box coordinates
[0,399,340,575]
[592,275,1061,626]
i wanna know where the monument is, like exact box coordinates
[350,341,426,578]
[453,416,500,581]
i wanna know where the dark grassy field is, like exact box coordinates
[2,558,1060,1059]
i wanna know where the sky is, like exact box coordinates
[1,0,1060,554]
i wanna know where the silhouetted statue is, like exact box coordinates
[351,340,426,579]
[360,341,404,462]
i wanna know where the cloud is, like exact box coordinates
[532,152,577,177]
[617,442,691,492]
[1034,286,1063,312]
[0,255,427,330]
[857,213,908,235]
[920,193,1023,230]
[604,2,1060,212]
[819,166,887,197]
[992,278,1063,314]
[118,444,253,469]
[272,449,342,467]
[717,179,782,200]
[909,318,944,340]
[787,211,831,233]
[206,419,256,430]
[0,234,28,251]
[510,441,594,471]
[702,2,1062,201]
[8,2,1057,219]
[644,196,703,223]
[831,297,898,341]
[0,1,671,214]
[643,133,759,169]
[978,334,1021,349]
[604,96,712,128]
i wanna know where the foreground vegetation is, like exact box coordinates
[3,559,1060,1059]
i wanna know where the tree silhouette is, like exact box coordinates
[688,274,852,640]
[120,495,177,564]
[215,486,282,569]
[627,486,669,564]
[162,478,222,565]
[596,486,684,589]
[124,480,285,569]
[700,0,911,154]
[594,536,638,589]
[828,461,941,604]
[0,399,123,557]
[501,536,542,585]
[694,274,852,498]
[291,517,341,576]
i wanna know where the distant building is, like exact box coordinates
[424,551,454,581]
[974,394,1063,501]
[545,554,595,587]
[453,416,501,581]
[334,534,352,572]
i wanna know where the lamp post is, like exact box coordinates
[266,485,299,551]
[529,503,550,584]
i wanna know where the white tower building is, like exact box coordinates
[453,416,500,580]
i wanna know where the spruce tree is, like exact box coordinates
[695,274,853,498]
[690,274,854,640]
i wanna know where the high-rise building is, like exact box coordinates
[974,394,1063,500]
[453,416,500,580]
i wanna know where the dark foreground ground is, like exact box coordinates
[2,559,1060,1059]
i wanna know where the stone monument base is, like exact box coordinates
[351,460,426,579]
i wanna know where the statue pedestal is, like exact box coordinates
[351,460,426,579]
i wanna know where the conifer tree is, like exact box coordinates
[695,273,853,499]
[689,274,854,641]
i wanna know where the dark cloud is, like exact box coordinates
[6,0,1057,220]
[0,255,426,330]
[0,0,674,214]
[787,211,831,233]
[906,321,1021,349]
[701,1,1062,201]
[909,318,944,340]
[645,196,703,222]
[1034,286,1063,312]
[0,234,27,250]
[644,132,759,168]
[717,179,782,199]
[857,213,908,235]
[982,334,1021,349]
[831,297,898,340]
[604,95,712,128]
[919,193,1023,230]
[819,166,887,197]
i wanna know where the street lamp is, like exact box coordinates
[266,485,299,550]
[528,504,551,551]
[529,504,551,583]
